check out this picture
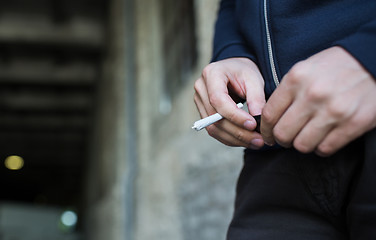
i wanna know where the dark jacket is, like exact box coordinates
[212,0,376,98]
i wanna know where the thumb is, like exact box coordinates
[245,80,266,116]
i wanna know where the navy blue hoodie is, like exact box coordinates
[212,0,376,98]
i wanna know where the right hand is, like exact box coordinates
[193,57,266,149]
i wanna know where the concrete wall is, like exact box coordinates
[83,0,131,239]
[84,0,244,239]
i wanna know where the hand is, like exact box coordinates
[194,57,266,149]
[261,46,376,156]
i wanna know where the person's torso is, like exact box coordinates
[234,0,376,98]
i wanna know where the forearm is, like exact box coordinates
[212,0,256,63]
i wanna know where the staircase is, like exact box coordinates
[0,0,106,206]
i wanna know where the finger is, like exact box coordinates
[207,76,257,130]
[315,115,369,157]
[207,121,264,149]
[315,126,354,157]
[292,115,335,153]
[217,117,264,143]
[225,65,266,116]
[272,101,312,148]
[196,77,254,133]
[195,77,262,147]
[261,80,295,145]
[194,77,217,115]
[193,92,209,119]
[244,74,266,116]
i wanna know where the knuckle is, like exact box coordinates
[208,92,225,109]
[261,107,274,124]
[305,83,328,102]
[316,143,335,156]
[226,110,238,123]
[293,140,313,154]
[327,101,348,120]
[286,61,307,85]
[273,127,290,146]
[193,79,201,92]
[206,125,219,138]
[201,63,215,79]
[353,113,375,131]
[235,130,246,142]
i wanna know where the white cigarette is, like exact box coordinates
[192,103,244,131]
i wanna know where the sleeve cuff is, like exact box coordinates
[211,42,258,63]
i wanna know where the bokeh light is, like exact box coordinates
[60,210,78,228]
[4,155,24,170]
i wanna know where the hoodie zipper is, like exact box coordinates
[263,0,280,88]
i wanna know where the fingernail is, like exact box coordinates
[251,138,264,147]
[244,120,255,131]
[264,141,274,146]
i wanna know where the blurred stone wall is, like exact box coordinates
[135,0,244,239]
[84,0,244,239]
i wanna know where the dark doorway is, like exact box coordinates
[0,0,107,238]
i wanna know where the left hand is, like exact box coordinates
[261,46,376,156]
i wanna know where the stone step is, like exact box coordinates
[0,88,92,111]
[0,60,96,85]
[0,113,88,130]
[0,15,104,48]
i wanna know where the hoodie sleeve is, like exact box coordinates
[211,0,256,63]
[335,18,376,79]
